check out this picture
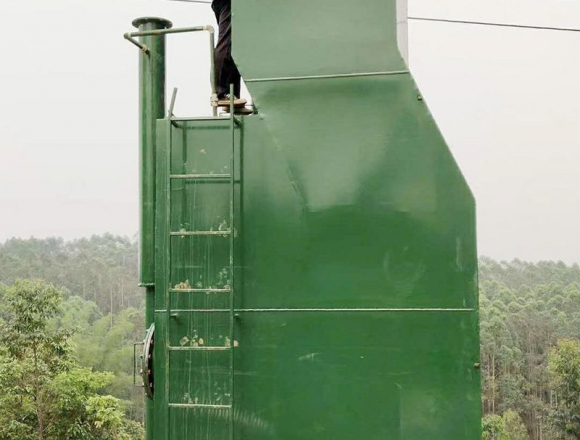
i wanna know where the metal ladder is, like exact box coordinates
[163,96,239,439]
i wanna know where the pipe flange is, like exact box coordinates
[142,323,155,399]
[132,17,173,29]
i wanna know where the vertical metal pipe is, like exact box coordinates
[209,28,218,116]
[133,16,172,440]
[135,15,172,288]
[228,84,235,440]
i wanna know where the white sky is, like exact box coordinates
[0,0,579,263]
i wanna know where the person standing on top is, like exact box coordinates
[212,0,252,115]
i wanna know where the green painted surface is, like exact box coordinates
[232,0,406,79]
[153,119,241,439]
[240,77,477,311]
[234,311,480,439]
[134,17,172,440]
[140,0,481,438]
[135,17,171,286]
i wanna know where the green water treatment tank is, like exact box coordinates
[135,1,481,438]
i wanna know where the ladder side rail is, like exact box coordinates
[228,86,236,440]
[163,120,173,440]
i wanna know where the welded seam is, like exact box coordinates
[157,308,475,313]
[246,70,410,83]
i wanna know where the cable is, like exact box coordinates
[409,16,580,33]
[158,2,580,33]
[165,0,211,3]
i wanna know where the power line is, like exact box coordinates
[158,2,580,34]
[409,16,580,33]
[165,0,211,3]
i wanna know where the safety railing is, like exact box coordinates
[124,25,218,116]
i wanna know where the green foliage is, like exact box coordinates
[502,410,528,440]
[548,339,580,439]
[70,304,145,421]
[483,414,505,440]
[0,279,143,440]
[47,371,140,440]
[483,411,530,440]
[0,234,140,315]
[0,236,146,423]
[480,257,580,440]
[1,279,71,361]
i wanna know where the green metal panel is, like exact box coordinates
[232,0,480,438]
[239,76,477,311]
[232,0,406,79]
[140,0,481,438]
[234,103,479,439]
[234,311,479,439]
[133,17,172,440]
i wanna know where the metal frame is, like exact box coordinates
[124,25,219,116]
[133,341,144,387]
[158,88,240,439]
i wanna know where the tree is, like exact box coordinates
[483,414,505,440]
[0,235,140,315]
[502,410,528,440]
[548,339,580,439]
[478,257,580,440]
[482,411,528,440]
[0,279,143,440]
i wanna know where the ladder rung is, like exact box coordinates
[170,115,238,123]
[169,403,232,409]
[170,230,231,237]
[173,115,241,126]
[165,309,230,313]
[169,288,231,294]
[169,346,231,351]
[170,173,231,181]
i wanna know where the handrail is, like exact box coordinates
[124,25,218,116]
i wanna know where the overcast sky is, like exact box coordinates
[1,0,579,263]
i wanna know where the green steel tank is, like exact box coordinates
[128,0,481,439]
